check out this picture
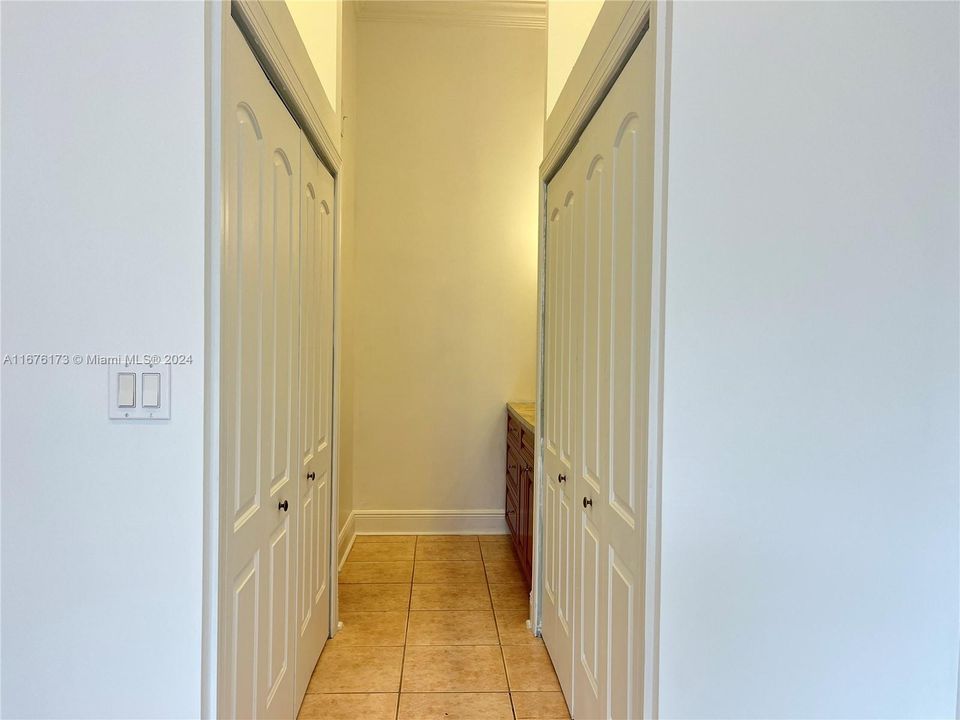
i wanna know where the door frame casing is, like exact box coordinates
[203,2,344,716]
[531,1,670,717]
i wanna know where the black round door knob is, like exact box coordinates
[278,500,289,512]
[583,497,593,508]
[558,473,566,484]
[307,471,316,481]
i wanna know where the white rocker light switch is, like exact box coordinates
[142,373,161,408]
[117,373,136,408]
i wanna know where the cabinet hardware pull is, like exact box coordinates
[582,497,592,508]
[278,500,289,512]
[307,471,316,481]
[558,473,566,483]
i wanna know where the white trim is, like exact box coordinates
[353,509,509,535]
[201,3,226,717]
[338,512,357,570]
[531,167,548,640]
[355,0,546,29]
[642,4,671,717]
[328,161,344,639]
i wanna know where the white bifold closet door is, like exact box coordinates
[541,27,655,720]
[542,127,579,695]
[222,19,335,719]
[295,140,335,704]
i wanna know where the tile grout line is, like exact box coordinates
[480,542,518,720]
[394,535,417,720]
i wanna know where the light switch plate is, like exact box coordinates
[108,362,171,420]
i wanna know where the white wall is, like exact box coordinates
[287,0,340,112]
[1,2,205,717]
[352,19,544,525]
[659,2,959,716]
[546,0,604,117]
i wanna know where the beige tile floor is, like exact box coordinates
[299,534,571,720]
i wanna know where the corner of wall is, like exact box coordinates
[338,512,357,569]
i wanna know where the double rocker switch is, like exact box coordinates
[109,363,170,420]
[118,372,161,409]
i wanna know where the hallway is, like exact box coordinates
[298,535,570,719]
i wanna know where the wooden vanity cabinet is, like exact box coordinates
[505,403,535,588]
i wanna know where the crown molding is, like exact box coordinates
[354,1,546,30]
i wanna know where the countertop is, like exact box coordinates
[506,401,536,432]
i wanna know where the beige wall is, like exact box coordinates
[287,0,340,111]
[337,1,358,533]
[546,0,604,116]
[352,19,545,516]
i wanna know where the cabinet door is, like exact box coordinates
[506,443,521,500]
[516,462,528,581]
[521,462,534,585]
[221,19,301,719]
[506,483,520,541]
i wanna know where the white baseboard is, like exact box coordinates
[353,509,508,536]
[337,511,356,570]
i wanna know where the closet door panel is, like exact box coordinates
[573,132,610,720]
[605,33,655,720]
[578,514,602,697]
[581,30,657,720]
[231,104,262,527]
[557,484,573,636]
[295,140,335,705]
[541,202,562,662]
[264,149,297,712]
[231,560,259,718]
[543,469,557,604]
[222,18,301,720]
[267,520,292,695]
[557,188,578,645]
[573,125,611,718]
[608,553,637,719]
[542,156,579,704]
